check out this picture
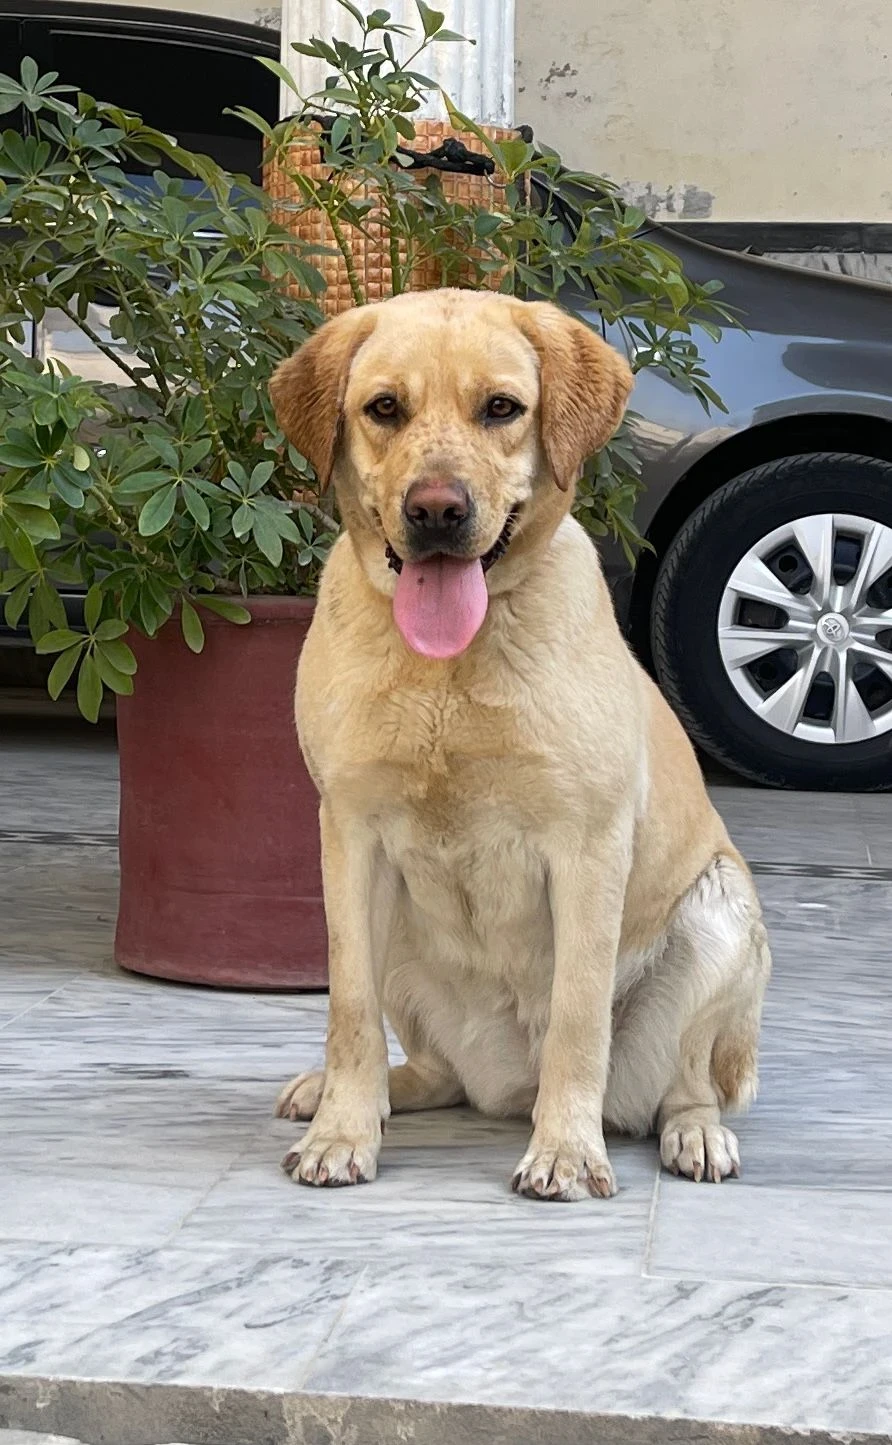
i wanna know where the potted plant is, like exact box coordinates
[0,14,732,988]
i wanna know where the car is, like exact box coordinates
[3,3,892,790]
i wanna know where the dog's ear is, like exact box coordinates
[269,308,377,485]
[516,302,633,491]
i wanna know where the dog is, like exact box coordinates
[269,288,770,1200]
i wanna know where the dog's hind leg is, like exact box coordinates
[606,854,770,1181]
[276,1055,464,1122]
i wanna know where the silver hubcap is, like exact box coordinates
[717,512,892,745]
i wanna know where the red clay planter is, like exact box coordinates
[115,597,326,989]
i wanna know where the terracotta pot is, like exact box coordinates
[115,596,326,989]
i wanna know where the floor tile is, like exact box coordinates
[0,730,119,834]
[0,1170,213,1248]
[650,1176,892,1287]
[302,1262,892,1433]
[175,1122,658,1267]
[730,1113,892,1190]
[0,1246,362,1388]
[709,787,871,865]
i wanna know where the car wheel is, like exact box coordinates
[651,453,892,790]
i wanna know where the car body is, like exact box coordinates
[3,3,892,787]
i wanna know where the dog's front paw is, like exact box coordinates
[512,1139,617,1202]
[282,1120,382,1188]
[275,1070,324,1122]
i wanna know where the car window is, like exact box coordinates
[20,19,277,183]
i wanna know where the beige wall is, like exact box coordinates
[515,0,892,222]
[89,0,892,222]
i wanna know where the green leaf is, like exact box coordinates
[94,618,129,641]
[47,645,81,701]
[0,443,42,468]
[97,638,137,674]
[76,652,104,723]
[0,513,39,571]
[248,460,275,494]
[115,470,170,496]
[415,0,445,36]
[12,506,59,542]
[336,0,367,27]
[93,644,135,695]
[138,482,178,536]
[257,56,302,95]
[182,481,210,530]
[232,502,253,539]
[50,467,85,508]
[35,628,84,655]
[28,579,67,642]
[252,510,283,566]
[431,27,468,40]
[83,584,103,633]
[4,576,32,629]
[180,597,205,654]
[71,444,91,472]
[199,596,251,624]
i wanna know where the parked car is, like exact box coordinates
[3,4,892,790]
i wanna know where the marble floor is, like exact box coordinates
[1,723,892,1445]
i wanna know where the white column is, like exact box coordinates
[279,0,515,126]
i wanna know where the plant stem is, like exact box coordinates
[326,200,365,307]
[54,299,156,398]
[383,185,403,296]
[106,276,173,402]
[293,500,339,534]
[89,479,168,566]
[184,318,231,478]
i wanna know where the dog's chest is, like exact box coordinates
[352,685,553,959]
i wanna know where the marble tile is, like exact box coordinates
[0,971,335,1084]
[0,1246,362,1388]
[650,1177,892,1288]
[302,1262,892,1433]
[730,1114,892,1191]
[708,787,871,865]
[860,796,892,866]
[2,1078,262,1191]
[0,844,118,967]
[0,1434,86,1445]
[0,730,119,834]
[0,961,92,1031]
[0,1170,214,1249]
[175,1122,658,1267]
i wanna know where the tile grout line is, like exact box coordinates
[292,1263,371,1391]
[0,970,97,1033]
[640,1164,662,1276]
[647,1265,892,1294]
[156,1120,280,1248]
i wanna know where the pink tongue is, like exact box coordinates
[393,555,488,659]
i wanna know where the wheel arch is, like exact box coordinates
[628,412,892,668]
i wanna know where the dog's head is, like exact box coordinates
[270,290,632,658]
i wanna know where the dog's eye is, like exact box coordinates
[365,395,400,423]
[484,396,524,423]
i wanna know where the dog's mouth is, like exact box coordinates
[384,505,521,576]
[384,507,521,662]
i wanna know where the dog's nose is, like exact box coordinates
[403,480,470,533]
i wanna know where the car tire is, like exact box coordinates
[651,452,892,790]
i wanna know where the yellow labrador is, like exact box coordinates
[269,289,770,1200]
